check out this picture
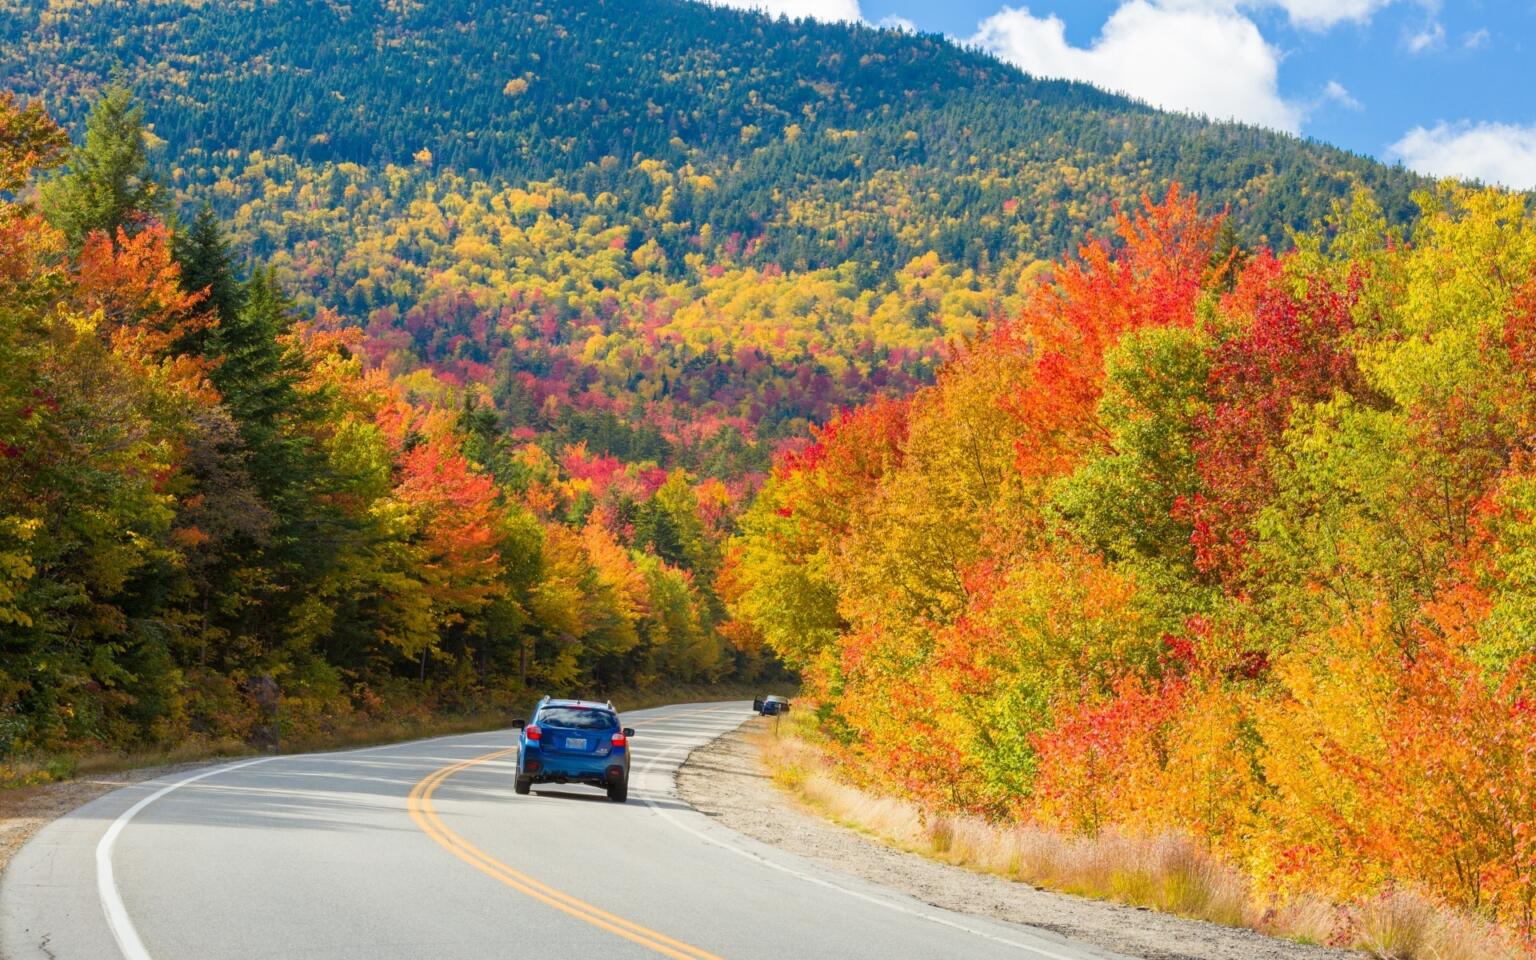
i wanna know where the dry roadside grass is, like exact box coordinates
[679,718,1337,960]
[750,721,1522,960]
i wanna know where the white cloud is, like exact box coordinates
[1406,20,1445,53]
[1322,80,1362,111]
[1390,122,1536,191]
[877,13,917,32]
[1254,0,1397,31]
[701,0,861,22]
[1136,0,1398,31]
[1464,28,1490,50]
[971,2,1301,132]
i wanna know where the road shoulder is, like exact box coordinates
[675,720,1353,960]
[0,762,211,883]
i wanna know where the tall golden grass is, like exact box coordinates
[754,724,1522,960]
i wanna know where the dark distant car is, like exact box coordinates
[512,697,635,802]
[753,695,791,716]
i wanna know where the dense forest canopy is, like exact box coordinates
[3,0,1419,256]
[2,0,1432,480]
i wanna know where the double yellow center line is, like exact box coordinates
[406,713,726,960]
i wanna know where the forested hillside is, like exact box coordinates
[1,91,760,764]
[2,0,1429,476]
[0,0,1442,768]
[733,185,1536,946]
[1,0,1497,828]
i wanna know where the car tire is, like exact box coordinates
[514,776,531,795]
[606,779,628,803]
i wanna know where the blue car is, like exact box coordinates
[753,694,791,716]
[512,698,635,802]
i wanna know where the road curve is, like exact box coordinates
[1,701,1128,960]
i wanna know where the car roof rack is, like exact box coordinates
[536,696,618,710]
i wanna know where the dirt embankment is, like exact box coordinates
[676,720,1352,960]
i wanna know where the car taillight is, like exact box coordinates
[525,724,542,742]
[610,732,626,747]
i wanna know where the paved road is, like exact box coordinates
[1,701,1128,960]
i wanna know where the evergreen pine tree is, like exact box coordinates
[174,203,245,327]
[635,500,686,568]
[41,87,162,250]
[1208,218,1250,293]
[455,394,506,477]
[212,268,309,500]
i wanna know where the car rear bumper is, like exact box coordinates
[520,751,626,785]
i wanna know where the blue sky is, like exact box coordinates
[703,0,1536,188]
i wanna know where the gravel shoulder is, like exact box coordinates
[676,719,1353,960]
[0,762,211,880]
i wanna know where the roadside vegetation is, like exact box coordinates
[756,715,1520,960]
[0,91,790,781]
[730,187,1536,955]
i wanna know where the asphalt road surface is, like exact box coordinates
[1,701,1130,960]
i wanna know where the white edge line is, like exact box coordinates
[639,731,1104,960]
[95,756,279,960]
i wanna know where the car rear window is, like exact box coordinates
[537,707,617,730]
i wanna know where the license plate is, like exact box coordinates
[565,737,587,750]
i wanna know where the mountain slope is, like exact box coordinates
[2,0,1430,476]
[5,0,1422,262]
